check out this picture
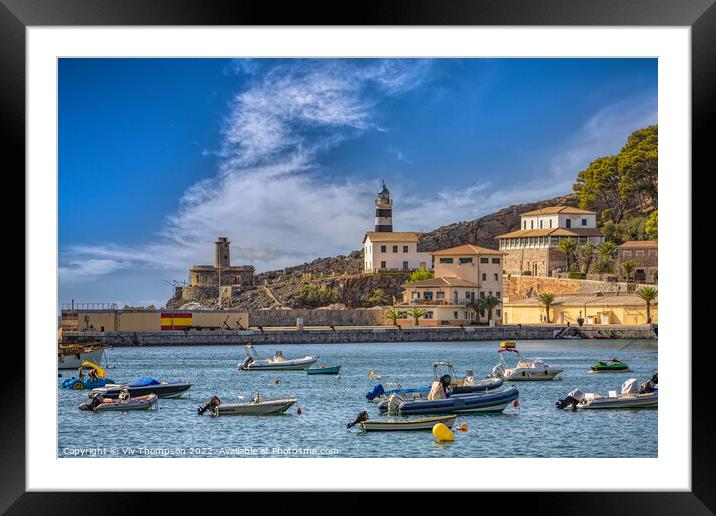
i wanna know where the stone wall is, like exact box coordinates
[502,247,568,277]
[63,325,658,346]
[247,308,386,327]
[505,275,650,302]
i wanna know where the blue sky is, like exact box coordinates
[59,58,657,307]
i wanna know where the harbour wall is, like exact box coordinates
[247,309,385,327]
[62,325,657,347]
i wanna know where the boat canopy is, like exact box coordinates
[82,361,107,378]
[128,377,161,387]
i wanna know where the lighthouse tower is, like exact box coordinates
[374,181,393,232]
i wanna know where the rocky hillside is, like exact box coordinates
[169,193,580,310]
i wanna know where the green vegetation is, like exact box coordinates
[296,284,340,308]
[567,272,586,280]
[536,292,556,323]
[635,286,657,323]
[645,210,658,241]
[558,238,577,271]
[367,288,390,306]
[468,298,488,324]
[619,259,636,282]
[483,295,502,324]
[407,269,434,283]
[573,125,658,224]
[384,308,406,326]
[601,215,649,244]
[406,307,426,326]
[577,242,596,274]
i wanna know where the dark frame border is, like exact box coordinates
[3,0,713,513]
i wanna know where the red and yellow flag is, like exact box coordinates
[161,312,192,330]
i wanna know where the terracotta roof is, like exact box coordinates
[403,276,479,288]
[520,205,597,216]
[496,227,603,239]
[431,244,506,256]
[504,293,657,307]
[363,231,419,243]
[617,240,658,249]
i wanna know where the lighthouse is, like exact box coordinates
[374,180,393,232]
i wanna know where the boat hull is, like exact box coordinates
[91,382,192,399]
[579,395,658,409]
[306,366,341,375]
[58,348,105,369]
[81,394,158,412]
[359,415,457,432]
[211,399,297,416]
[397,388,519,415]
[501,369,562,381]
[239,356,319,371]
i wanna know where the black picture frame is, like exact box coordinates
[3,0,712,513]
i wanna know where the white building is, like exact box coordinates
[362,182,432,272]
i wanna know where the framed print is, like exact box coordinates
[3,0,714,512]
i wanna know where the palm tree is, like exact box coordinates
[635,286,657,323]
[483,295,502,325]
[384,308,405,327]
[536,292,556,323]
[598,240,617,261]
[406,307,426,326]
[577,243,596,274]
[558,238,577,272]
[469,298,488,325]
[620,259,637,282]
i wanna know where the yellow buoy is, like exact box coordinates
[432,423,454,442]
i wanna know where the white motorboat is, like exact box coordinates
[346,411,458,432]
[490,341,563,381]
[237,344,318,371]
[58,343,107,370]
[556,378,658,410]
[198,393,297,416]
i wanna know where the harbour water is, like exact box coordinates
[58,340,657,458]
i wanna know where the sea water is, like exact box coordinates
[57,340,657,458]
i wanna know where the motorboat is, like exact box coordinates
[61,361,114,390]
[237,344,318,371]
[346,411,457,432]
[490,341,563,381]
[589,358,631,373]
[197,393,297,416]
[90,377,192,399]
[366,363,503,402]
[306,365,341,375]
[79,392,158,412]
[556,378,658,410]
[58,343,108,370]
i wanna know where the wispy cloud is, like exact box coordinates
[60,59,432,285]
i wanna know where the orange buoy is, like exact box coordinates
[458,423,469,432]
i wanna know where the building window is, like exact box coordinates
[392,245,398,253]
[424,291,433,300]
[380,245,386,253]
[539,220,543,228]
[496,309,501,317]
[459,257,473,264]
[549,219,553,228]
[523,221,527,229]
[380,261,386,269]
[425,311,433,319]
[566,219,572,228]
[581,218,587,226]
[496,291,501,298]
[412,291,420,299]
[454,311,459,319]
[403,245,408,253]
[494,273,499,281]
[623,251,632,258]
[481,273,487,281]
[530,220,534,229]
[492,257,500,264]
[436,291,445,300]
[440,257,454,264]
[636,250,644,257]
[480,291,486,299]
[480,257,489,264]
[400,261,407,270]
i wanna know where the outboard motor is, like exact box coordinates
[346,411,369,428]
[440,374,452,389]
[640,373,658,394]
[197,395,221,415]
[366,383,385,401]
[555,388,584,411]
[79,392,104,411]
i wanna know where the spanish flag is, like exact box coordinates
[161,312,192,330]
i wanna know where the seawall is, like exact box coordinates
[62,325,657,347]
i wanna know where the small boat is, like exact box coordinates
[237,344,318,371]
[61,361,113,389]
[306,365,341,375]
[58,343,108,370]
[197,393,297,416]
[346,411,457,432]
[79,392,158,412]
[90,377,192,399]
[589,358,631,373]
[556,378,658,410]
[490,341,563,381]
[388,382,520,415]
